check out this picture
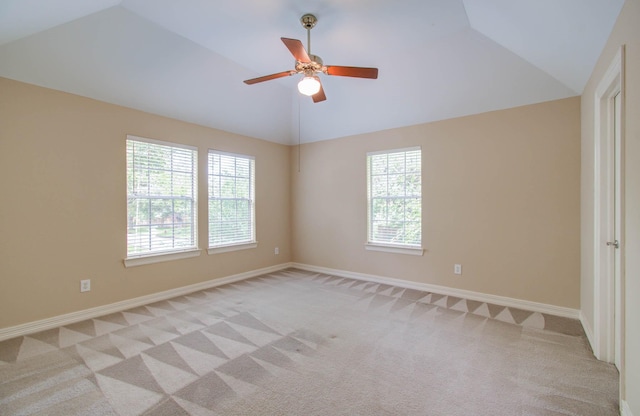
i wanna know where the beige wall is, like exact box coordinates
[292,97,581,308]
[581,0,640,412]
[0,77,291,329]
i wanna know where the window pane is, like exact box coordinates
[236,178,250,198]
[406,154,420,173]
[128,226,149,255]
[370,154,388,175]
[221,177,236,198]
[209,200,221,221]
[236,159,250,177]
[174,199,193,222]
[388,198,405,221]
[211,176,221,198]
[388,174,405,196]
[149,169,170,195]
[371,175,387,197]
[209,154,220,176]
[128,198,149,225]
[220,155,236,176]
[237,199,249,214]
[372,198,388,221]
[406,173,420,196]
[405,198,421,221]
[173,223,194,245]
[173,172,193,197]
[131,169,150,195]
[373,221,400,243]
[388,152,405,173]
[404,221,421,246]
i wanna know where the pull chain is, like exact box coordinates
[298,95,301,173]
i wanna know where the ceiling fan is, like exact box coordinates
[243,14,378,103]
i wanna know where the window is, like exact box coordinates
[126,136,198,263]
[208,150,256,253]
[367,147,423,255]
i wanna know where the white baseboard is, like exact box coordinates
[0,263,292,342]
[579,310,596,353]
[622,400,634,416]
[0,261,583,342]
[291,263,580,319]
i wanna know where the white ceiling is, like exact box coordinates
[0,0,624,144]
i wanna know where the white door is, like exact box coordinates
[613,91,622,371]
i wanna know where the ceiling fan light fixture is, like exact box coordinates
[297,76,321,96]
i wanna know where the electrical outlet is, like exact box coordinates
[454,264,462,275]
[274,247,279,255]
[80,279,91,292]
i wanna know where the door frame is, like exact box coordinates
[593,46,625,370]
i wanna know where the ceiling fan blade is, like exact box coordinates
[281,38,311,63]
[244,71,295,85]
[325,66,379,79]
[312,83,326,103]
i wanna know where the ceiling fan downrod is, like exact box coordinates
[300,14,317,56]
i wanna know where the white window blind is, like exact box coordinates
[126,136,198,257]
[367,147,422,247]
[208,150,256,248]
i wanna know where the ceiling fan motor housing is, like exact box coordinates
[295,54,324,77]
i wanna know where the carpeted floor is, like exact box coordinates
[0,268,619,415]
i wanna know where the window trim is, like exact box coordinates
[124,248,202,268]
[125,135,199,263]
[366,146,423,254]
[364,243,424,256]
[207,242,258,255]
[207,149,257,253]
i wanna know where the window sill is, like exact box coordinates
[365,243,424,256]
[208,242,258,255]
[124,249,202,268]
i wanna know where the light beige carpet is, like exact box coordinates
[0,268,618,415]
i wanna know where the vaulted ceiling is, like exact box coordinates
[0,0,624,144]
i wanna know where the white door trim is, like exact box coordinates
[592,46,625,365]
